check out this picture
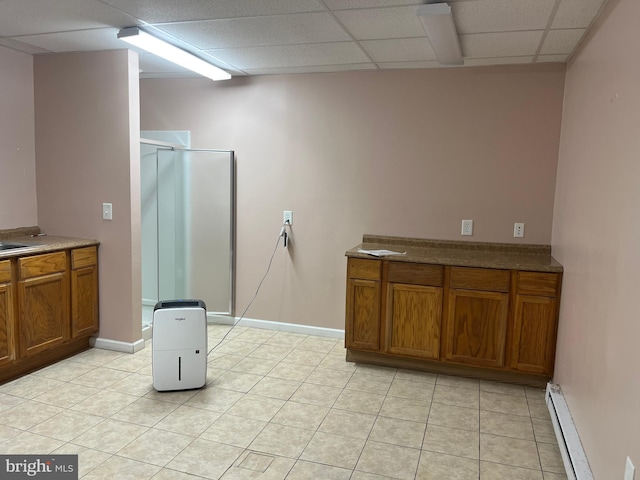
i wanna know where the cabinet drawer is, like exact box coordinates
[517,272,559,297]
[72,247,97,270]
[450,267,509,293]
[348,258,381,281]
[19,251,67,279]
[0,260,11,283]
[388,262,443,286]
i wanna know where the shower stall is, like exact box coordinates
[140,133,235,328]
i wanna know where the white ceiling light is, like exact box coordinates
[117,27,231,81]
[417,3,463,65]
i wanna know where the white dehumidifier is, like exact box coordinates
[152,299,207,391]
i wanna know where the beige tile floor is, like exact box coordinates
[0,325,568,480]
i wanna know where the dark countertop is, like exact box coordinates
[0,229,99,260]
[346,234,563,273]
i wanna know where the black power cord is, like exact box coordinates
[207,221,289,356]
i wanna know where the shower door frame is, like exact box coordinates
[141,138,236,317]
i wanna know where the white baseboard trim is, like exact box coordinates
[207,313,235,324]
[96,317,343,354]
[545,383,594,480]
[209,316,345,339]
[142,298,157,307]
[142,324,152,341]
[90,336,146,354]
[141,314,237,342]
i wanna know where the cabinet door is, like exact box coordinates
[511,295,558,375]
[386,284,442,359]
[0,282,15,366]
[18,272,70,357]
[346,278,381,351]
[445,289,509,368]
[72,266,98,337]
[71,247,99,338]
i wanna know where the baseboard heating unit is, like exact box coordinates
[152,299,207,392]
[545,383,594,480]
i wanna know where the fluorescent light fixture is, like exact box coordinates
[417,3,463,65]
[117,27,231,81]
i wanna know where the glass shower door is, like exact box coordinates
[173,149,234,315]
[141,142,235,326]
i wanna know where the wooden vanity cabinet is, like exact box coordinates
[345,252,562,386]
[71,246,99,338]
[17,251,70,358]
[510,271,561,376]
[0,260,15,367]
[0,243,99,385]
[385,262,443,359]
[444,267,510,368]
[345,258,382,351]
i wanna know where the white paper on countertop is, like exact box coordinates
[357,248,406,257]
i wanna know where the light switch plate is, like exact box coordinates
[102,203,113,220]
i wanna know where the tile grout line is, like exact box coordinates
[409,371,437,480]
[478,381,481,479]
[296,341,356,474]
[345,366,395,480]
[529,394,546,476]
[202,335,344,478]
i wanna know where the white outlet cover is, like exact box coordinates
[461,219,473,236]
[514,222,525,238]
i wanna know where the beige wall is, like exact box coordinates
[141,65,565,330]
[34,50,142,344]
[552,0,640,477]
[0,47,37,229]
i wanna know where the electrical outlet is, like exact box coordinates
[283,210,293,225]
[461,219,473,236]
[514,222,525,238]
[102,203,113,220]
[625,457,635,480]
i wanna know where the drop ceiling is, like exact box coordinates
[0,0,610,78]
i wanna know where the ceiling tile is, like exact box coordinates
[464,56,534,66]
[334,6,425,40]
[536,54,570,63]
[0,0,139,37]
[360,38,436,62]
[206,43,370,70]
[324,0,421,9]
[453,0,556,34]
[100,0,325,23]
[0,38,51,54]
[156,13,350,49]
[552,0,608,29]
[0,0,609,75]
[461,31,544,58]
[17,28,131,53]
[540,29,585,54]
